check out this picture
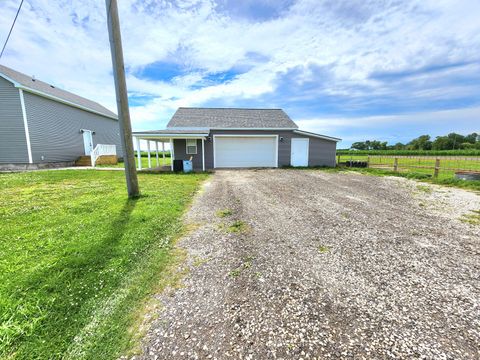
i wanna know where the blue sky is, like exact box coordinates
[0,0,479,147]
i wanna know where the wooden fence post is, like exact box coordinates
[337,155,340,166]
[434,158,440,178]
[393,157,398,172]
[367,155,370,168]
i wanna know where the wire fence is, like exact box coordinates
[337,155,480,179]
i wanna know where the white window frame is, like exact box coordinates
[186,138,198,155]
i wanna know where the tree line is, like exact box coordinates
[350,133,480,151]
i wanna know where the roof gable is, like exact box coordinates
[0,65,117,119]
[167,108,298,129]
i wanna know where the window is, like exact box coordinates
[186,139,197,154]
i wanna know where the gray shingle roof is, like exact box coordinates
[167,107,298,129]
[0,64,117,119]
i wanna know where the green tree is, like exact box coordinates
[408,135,432,150]
[448,133,465,149]
[432,136,454,150]
[432,133,467,150]
[464,133,478,144]
[369,140,388,150]
[351,141,367,150]
[350,132,478,151]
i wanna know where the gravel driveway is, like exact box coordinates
[136,170,480,360]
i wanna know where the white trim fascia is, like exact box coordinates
[291,137,309,167]
[293,130,341,142]
[213,134,280,137]
[134,128,299,137]
[211,127,297,131]
[0,73,22,87]
[18,89,33,163]
[166,126,210,131]
[201,138,205,171]
[16,85,118,120]
[165,127,297,131]
[213,134,279,168]
[133,133,207,138]
[213,136,216,168]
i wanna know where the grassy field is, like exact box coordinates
[338,154,480,180]
[98,156,172,169]
[337,149,480,156]
[0,170,208,359]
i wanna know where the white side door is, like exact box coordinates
[82,130,94,155]
[291,138,309,167]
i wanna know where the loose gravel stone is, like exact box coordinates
[134,170,480,359]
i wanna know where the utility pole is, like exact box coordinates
[105,0,140,198]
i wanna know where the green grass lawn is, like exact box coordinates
[97,156,171,169]
[338,154,480,180]
[0,170,208,359]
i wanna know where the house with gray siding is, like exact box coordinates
[133,107,340,171]
[0,65,122,169]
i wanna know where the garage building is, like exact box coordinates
[133,107,340,170]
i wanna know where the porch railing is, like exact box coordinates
[91,144,117,167]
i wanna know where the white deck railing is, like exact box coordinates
[91,144,117,167]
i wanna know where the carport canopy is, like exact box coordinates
[132,129,209,171]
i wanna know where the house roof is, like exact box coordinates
[167,107,298,129]
[0,64,117,119]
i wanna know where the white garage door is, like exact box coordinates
[214,136,278,168]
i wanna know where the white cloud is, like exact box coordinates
[296,106,480,147]
[0,0,479,135]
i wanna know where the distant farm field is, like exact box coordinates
[337,149,480,156]
[337,154,480,180]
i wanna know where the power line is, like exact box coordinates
[0,0,25,60]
